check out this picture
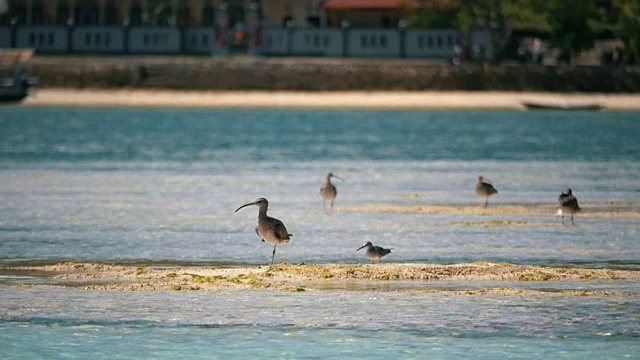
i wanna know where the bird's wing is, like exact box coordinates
[255,227,266,241]
[560,195,579,208]
[272,219,291,241]
[482,178,494,185]
[373,246,391,253]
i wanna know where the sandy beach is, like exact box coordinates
[22,89,640,110]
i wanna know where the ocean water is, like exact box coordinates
[1,106,639,358]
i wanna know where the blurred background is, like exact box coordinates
[0,0,638,64]
[0,0,639,93]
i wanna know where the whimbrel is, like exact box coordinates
[476,176,498,207]
[558,188,581,224]
[356,241,392,264]
[235,198,292,266]
[320,172,342,211]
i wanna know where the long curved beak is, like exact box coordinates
[356,244,366,251]
[235,202,256,213]
[333,175,344,181]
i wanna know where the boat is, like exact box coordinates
[0,49,39,103]
[521,101,602,111]
[0,65,38,103]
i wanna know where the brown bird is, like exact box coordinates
[356,241,392,264]
[475,176,498,207]
[320,172,343,211]
[557,188,581,225]
[235,198,292,266]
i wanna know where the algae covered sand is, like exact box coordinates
[5,262,639,296]
[341,202,640,219]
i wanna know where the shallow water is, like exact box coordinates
[1,107,639,358]
[1,288,639,359]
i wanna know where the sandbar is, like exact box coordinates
[4,262,639,296]
[341,202,640,219]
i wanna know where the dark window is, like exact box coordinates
[130,6,142,26]
[55,7,69,25]
[13,5,28,25]
[105,33,111,46]
[105,6,118,25]
[202,6,215,26]
[427,36,433,48]
[227,1,245,27]
[85,33,92,45]
[31,5,44,25]
[380,36,387,48]
[95,33,101,45]
[75,6,99,25]
[177,5,190,27]
[437,35,443,48]
[48,32,54,46]
[361,35,367,48]
[29,33,36,46]
[307,15,320,28]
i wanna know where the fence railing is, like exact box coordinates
[1,25,465,60]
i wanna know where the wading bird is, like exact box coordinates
[356,241,392,264]
[476,176,498,207]
[557,188,581,225]
[320,172,343,211]
[235,198,292,266]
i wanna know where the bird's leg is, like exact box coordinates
[561,214,565,225]
[484,198,488,208]
[270,244,277,266]
[571,214,574,225]
[330,200,334,212]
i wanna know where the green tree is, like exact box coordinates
[545,0,603,64]
[455,0,547,62]
[406,1,458,28]
[614,0,640,63]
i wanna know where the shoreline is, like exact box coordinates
[4,262,639,294]
[21,89,640,110]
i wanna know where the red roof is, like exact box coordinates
[324,0,419,10]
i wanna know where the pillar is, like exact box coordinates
[188,0,203,27]
[98,0,105,25]
[26,0,33,25]
[116,0,130,25]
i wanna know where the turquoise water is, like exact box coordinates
[1,107,639,358]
